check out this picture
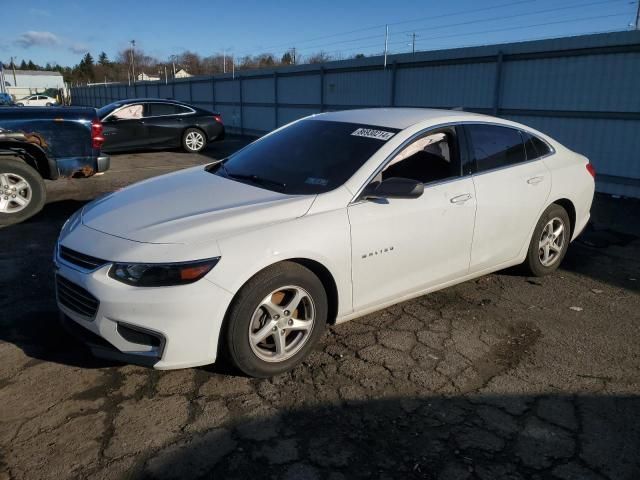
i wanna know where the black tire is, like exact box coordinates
[523,203,571,277]
[0,158,46,227]
[16,103,24,107]
[182,128,207,153]
[222,262,328,378]
[45,102,53,107]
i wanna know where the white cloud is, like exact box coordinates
[15,31,61,48]
[68,43,90,54]
[28,8,51,16]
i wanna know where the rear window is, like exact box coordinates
[523,131,552,160]
[467,124,526,172]
[211,120,400,195]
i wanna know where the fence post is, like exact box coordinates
[273,71,278,129]
[493,51,504,116]
[319,67,325,112]
[189,80,193,103]
[145,82,149,98]
[390,60,397,107]
[211,76,216,111]
[238,75,243,136]
[171,81,175,100]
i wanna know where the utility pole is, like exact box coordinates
[232,55,235,79]
[10,56,17,86]
[635,0,640,30]
[383,25,389,69]
[129,40,136,83]
[291,47,296,65]
[223,49,227,74]
[407,32,417,55]
[169,55,177,77]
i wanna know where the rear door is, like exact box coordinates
[143,103,191,147]
[464,123,551,272]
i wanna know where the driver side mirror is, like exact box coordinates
[362,177,424,200]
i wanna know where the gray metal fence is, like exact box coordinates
[72,31,640,198]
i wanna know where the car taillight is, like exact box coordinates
[213,114,223,125]
[586,163,596,179]
[91,119,105,149]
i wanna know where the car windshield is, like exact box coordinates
[97,102,125,119]
[209,120,400,195]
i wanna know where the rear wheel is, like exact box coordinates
[523,203,571,276]
[182,128,206,153]
[0,158,46,226]
[45,102,53,107]
[223,262,327,377]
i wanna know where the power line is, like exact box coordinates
[240,0,535,55]
[294,0,630,55]
[297,12,630,59]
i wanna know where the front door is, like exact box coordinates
[348,127,476,311]
[102,104,147,151]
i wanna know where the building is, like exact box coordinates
[0,68,65,100]
[174,69,192,78]
[137,72,160,82]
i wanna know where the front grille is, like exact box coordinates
[56,275,100,318]
[59,246,107,271]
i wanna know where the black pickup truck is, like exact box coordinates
[0,107,109,225]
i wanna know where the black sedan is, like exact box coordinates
[97,99,225,153]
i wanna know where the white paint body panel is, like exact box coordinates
[55,108,594,369]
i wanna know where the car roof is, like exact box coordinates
[310,108,492,130]
[112,98,192,106]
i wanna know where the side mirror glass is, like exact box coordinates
[362,177,424,200]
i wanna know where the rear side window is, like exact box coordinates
[467,124,526,172]
[147,103,176,116]
[522,131,552,160]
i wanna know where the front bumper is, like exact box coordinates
[54,251,233,370]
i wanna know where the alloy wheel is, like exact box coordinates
[539,217,566,267]
[248,286,316,362]
[0,173,32,214]
[185,131,204,151]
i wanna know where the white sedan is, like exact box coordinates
[16,94,57,106]
[55,108,595,377]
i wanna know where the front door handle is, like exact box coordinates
[527,176,544,185]
[450,193,472,204]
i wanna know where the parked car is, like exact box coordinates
[97,99,224,153]
[0,107,109,225]
[16,94,58,107]
[55,108,594,376]
[0,93,14,107]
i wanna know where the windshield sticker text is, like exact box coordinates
[305,177,329,186]
[351,128,395,141]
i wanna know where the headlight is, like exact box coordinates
[109,258,220,287]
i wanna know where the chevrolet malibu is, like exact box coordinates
[55,108,595,377]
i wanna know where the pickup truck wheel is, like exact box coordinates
[223,262,328,378]
[182,128,206,153]
[0,158,46,226]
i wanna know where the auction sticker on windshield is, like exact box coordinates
[351,128,395,141]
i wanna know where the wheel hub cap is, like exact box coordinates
[0,173,32,213]
[248,286,316,363]
[538,217,565,267]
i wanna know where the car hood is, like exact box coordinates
[82,165,315,244]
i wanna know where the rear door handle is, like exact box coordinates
[527,176,544,185]
[450,193,472,204]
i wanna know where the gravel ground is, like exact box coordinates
[1,138,639,479]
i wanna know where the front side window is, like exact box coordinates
[210,120,400,195]
[467,124,526,172]
[378,128,460,184]
[112,104,143,120]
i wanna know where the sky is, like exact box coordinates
[1,0,637,67]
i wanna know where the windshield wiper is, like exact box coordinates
[225,171,287,191]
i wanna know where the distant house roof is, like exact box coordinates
[13,70,63,77]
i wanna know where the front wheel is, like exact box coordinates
[0,158,46,226]
[45,102,53,107]
[223,262,328,377]
[182,128,206,153]
[523,203,571,277]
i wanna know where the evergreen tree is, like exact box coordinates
[98,51,109,66]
